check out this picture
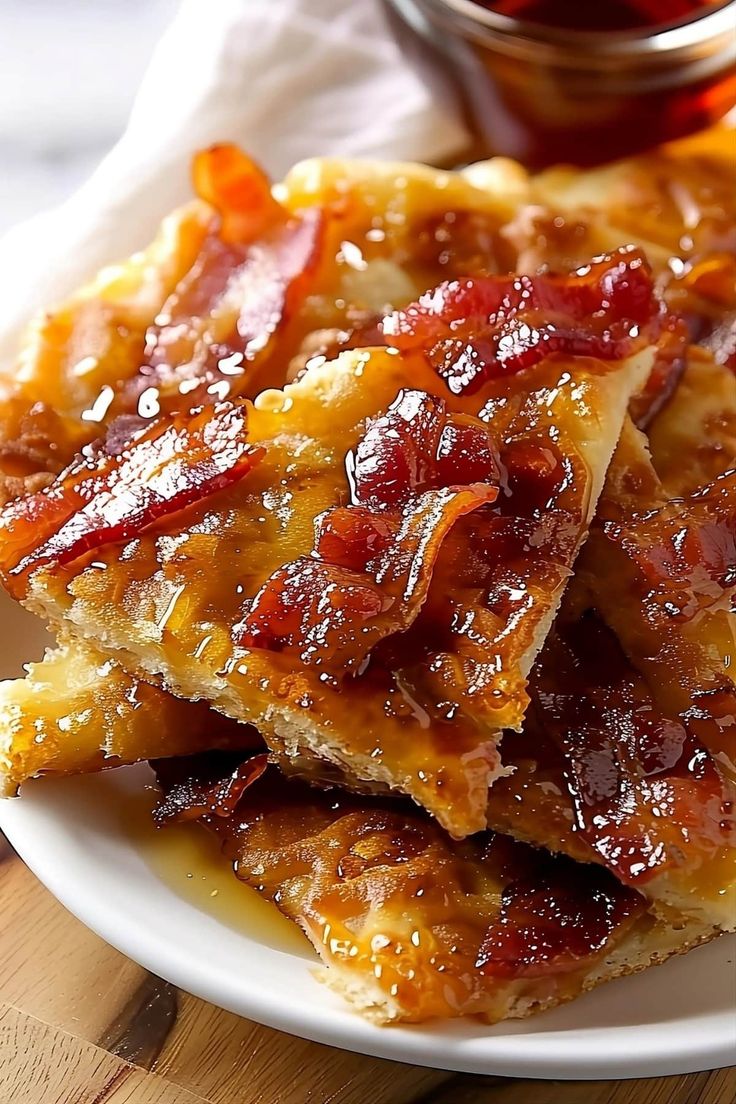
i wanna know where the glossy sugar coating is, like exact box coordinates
[0,139,730,827]
[3,128,733,508]
[0,136,733,1026]
[576,399,736,767]
[513,127,736,368]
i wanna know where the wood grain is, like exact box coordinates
[0,843,733,1104]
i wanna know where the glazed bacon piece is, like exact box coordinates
[574,426,736,757]
[0,402,264,597]
[237,391,499,672]
[0,149,522,505]
[122,145,325,414]
[383,248,658,395]
[374,431,584,735]
[522,615,735,889]
[348,389,503,506]
[236,487,494,673]
[192,145,287,245]
[475,840,643,979]
[627,315,688,430]
[602,469,736,615]
[151,753,678,1024]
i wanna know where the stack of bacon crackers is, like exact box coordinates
[1,128,734,1025]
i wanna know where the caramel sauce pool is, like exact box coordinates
[123,788,312,958]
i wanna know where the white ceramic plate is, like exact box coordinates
[1,592,735,1080]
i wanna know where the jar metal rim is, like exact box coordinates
[411,0,736,67]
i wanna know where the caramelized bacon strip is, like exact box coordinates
[383,248,658,395]
[628,316,688,430]
[373,429,586,733]
[122,146,324,414]
[521,614,735,888]
[348,389,503,508]
[479,421,736,894]
[238,486,495,671]
[602,468,736,618]
[153,753,269,826]
[0,403,264,597]
[235,391,500,673]
[563,420,736,765]
[192,144,285,244]
[476,853,644,978]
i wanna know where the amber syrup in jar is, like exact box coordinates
[475,1,724,33]
[384,0,736,166]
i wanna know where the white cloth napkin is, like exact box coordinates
[0,0,466,371]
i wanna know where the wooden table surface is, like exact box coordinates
[1,833,733,1104]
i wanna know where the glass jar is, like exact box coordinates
[383,0,736,167]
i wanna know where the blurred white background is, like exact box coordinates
[0,0,179,234]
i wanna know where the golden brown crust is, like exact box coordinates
[0,634,257,795]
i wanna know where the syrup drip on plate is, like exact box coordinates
[124,786,312,957]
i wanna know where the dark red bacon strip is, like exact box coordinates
[0,402,264,597]
[348,389,503,508]
[237,486,494,671]
[628,315,688,430]
[476,849,644,978]
[523,614,736,886]
[236,390,500,673]
[121,145,325,416]
[153,752,269,826]
[602,468,736,621]
[383,248,658,395]
[368,422,585,733]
